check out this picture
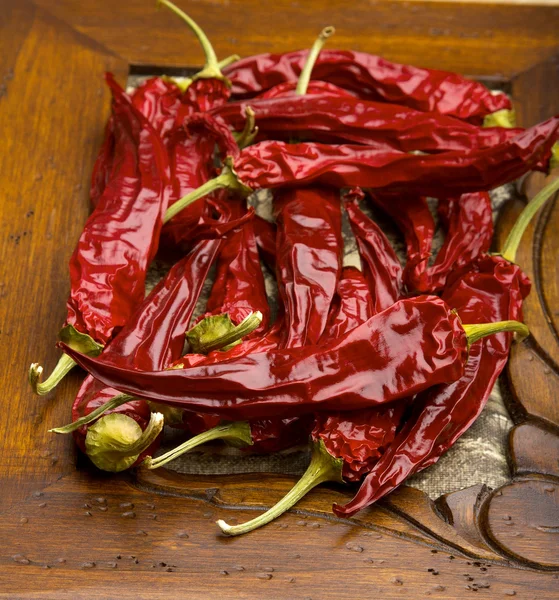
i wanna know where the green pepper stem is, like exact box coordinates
[463,320,529,347]
[233,107,258,149]
[163,167,251,224]
[217,439,344,536]
[501,175,559,263]
[49,393,135,434]
[29,354,77,396]
[158,0,226,82]
[295,26,335,96]
[143,421,253,470]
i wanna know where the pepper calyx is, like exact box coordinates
[186,311,263,354]
[85,412,164,473]
[483,108,516,129]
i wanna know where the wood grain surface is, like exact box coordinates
[1,1,558,598]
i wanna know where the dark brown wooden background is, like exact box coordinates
[1,1,558,598]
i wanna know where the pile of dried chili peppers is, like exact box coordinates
[34,1,559,535]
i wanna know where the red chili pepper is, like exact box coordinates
[320,267,373,342]
[274,185,343,347]
[59,296,513,421]
[213,95,522,151]
[55,233,227,470]
[29,73,172,396]
[332,177,559,518]
[198,193,270,334]
[131,76,184,142]
[168,116,559,220]
[258,80,354,100]
[344,189,403,313]
[223,49,511,123]
[410,192,494,293]
[368,191,434,290]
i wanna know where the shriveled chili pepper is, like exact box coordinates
[344,189,403,313]
[50,205,251,466]
[213,95,523,152]
[259,80,354,100]
[29,73,172,395]
[223,48,511,123]
[333,176,559,518]
[165,116,559,219]
[60,296,527,421]
[409,191,494,293]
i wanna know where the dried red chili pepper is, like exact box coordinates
[214,95,523,151]
[368,191,434,294]
[60,296,527,421]
[259,80,354,100]
[29,73,172,395]
[50,204,253,467]
[333,177,559,518]
[223,48,511,123]
[409,191,494,293]
[344,189,403,313]
[166,116,559,219]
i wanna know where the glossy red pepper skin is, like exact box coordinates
[223,49,511,122]
[345,193,403,313]
[411,192,494,293]
[62,296,469,421]
[72,235,225,455]
[202,193,270,334]
[368,192,434,295]
[131,77,183,143]
[334,255,531,517]
[66,74,171,345]
[315,264,404,481]
[231,118,559,196]
[320,267,373,342]
[213,95,522,151]
[274,185,343,348]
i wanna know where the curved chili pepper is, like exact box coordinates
[214,95,523,151]
[344,190,403,313]
[29,73,172,395]
[411,191,494,293]
[168,116,559,220]
[274,185,343,348]
[131,76,184,142]
[58,296,523,421]
[223,48,511,123]
[332,176,559,517]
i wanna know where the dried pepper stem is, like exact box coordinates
[49,393,135,434]
[501,175,559,264]
[463,320,529,347]
[217,440,343,536]
[233,107,258,148]
[29,325,103,396]
[158,0,229,83]
[143,421,253,469]
[295,26,335,96]
[163,166,250,223]
[186,311,263,354]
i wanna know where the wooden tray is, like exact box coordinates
[1,1,558,597]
